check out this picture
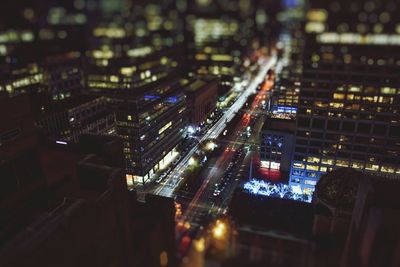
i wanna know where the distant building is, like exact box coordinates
[184,0,255,90]
[186,78,218,126]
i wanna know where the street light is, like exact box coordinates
[212,220,226,240]
[206,141,217,151]
[189,157,196,166]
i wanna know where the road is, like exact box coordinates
[152,55,277,197]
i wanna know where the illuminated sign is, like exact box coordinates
[260,160,280,170]
[243,179,313,203]
[272,106,297,114]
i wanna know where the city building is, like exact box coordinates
[184,0,255,90]
[260,117,296,173]
[290,0,400,192]
[341,172,400,267]
[312,167,400,267]
[0,119,177,267]
[86,46,188,185]
[0,94,46,240]
[228,188,314,267]
[186,77,218,126]
[36,95,116,143]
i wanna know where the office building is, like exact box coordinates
[290,0,400,193]
[184,0,255,91]
[260,117,296,173]
[36,95,116,143]
[87,46,188,185]
[186,77,218,126]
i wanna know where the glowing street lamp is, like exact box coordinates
[206,141,217,151]
[189,157,197,166]
[212,220,227,240]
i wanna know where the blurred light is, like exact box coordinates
[160,251,168,267]
[193,238,205,252]
[189,157,196,166]
[212,220,226,239]
[243,179,313,203]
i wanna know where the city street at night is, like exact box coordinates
[1,1,400,267]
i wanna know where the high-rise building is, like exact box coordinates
[290,0,400,193]
[186,77,218,127]
[87,46,188,185]
[184,0,255,92]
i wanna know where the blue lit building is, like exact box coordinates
[260,116,296,173]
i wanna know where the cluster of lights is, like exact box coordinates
[243,179,313,203]
[212,220,227,240]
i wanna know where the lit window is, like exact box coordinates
[127,115,132,121]
[380,87,396,95]
[307,9,328,22]
[352,162,363,169]
[336,160,349,167]
[304,180,317,186]
[333,93,345,100]
[321,158,334,165]
[365,164,379,171]
[293,162,305,169]
[307,157,320,163]
[381,166,395,173]
[306,165,319,171]
[330,102,344,108]
[349,86,361,92]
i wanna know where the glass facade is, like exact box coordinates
[290,0,400,191]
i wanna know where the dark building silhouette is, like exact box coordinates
[186,78,218,126]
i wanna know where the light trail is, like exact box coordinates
[182,61,277,223]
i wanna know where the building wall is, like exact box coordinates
[186,79,218,125]
[290,1,400,193]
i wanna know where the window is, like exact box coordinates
[336,160,349,167]
[358,123,371,134]
[381,87,396,95]
[327,120,340,130]
[304,180,317,186]
[321,158,334,165]
[312,119,325,129]
[373,124,387,135]
[343,122,355,132]
[333,93,345,100]
[293,162,305,169]
[306,165,319,171]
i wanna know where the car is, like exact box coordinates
[213,190,221,197]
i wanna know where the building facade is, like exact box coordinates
[290,0,400,193]
[186,78,218,126]
[36,95,116,143]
